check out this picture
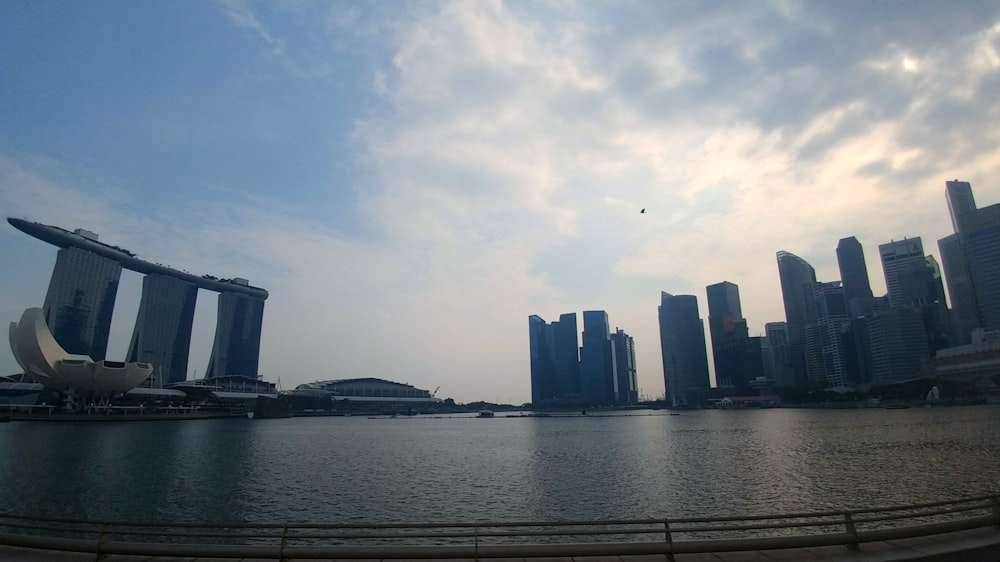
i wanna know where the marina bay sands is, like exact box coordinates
[7,217,268,389]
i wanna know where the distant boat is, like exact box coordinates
[477,410,495,418]
[884,403,910,410]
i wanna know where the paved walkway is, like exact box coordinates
[1,527,998,561]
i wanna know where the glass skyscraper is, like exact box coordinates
[128,274,198,386]
[580,310,616,405]
[776,250,817,386]
[836,236,873,307]
[42,246,122,360]
[658,292,710,407]
[206,291,266,379]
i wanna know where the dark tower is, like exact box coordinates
[836,236,873,308]
[658,292,711,407]
[128,274,198,386]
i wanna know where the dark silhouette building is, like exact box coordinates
[580,310,617,405]
[836,236,874,315]
[658,292,711,407]
[552,313,581,400]
[777,251,817,386]
[611,328,637,405]
[128,274,198,386]
[707,281,760,394]
[205,288,265,379]
[528,315,556,403]
[960,203,1000,332]
[42,245,122,361]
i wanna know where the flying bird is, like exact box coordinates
[640,208,646,214]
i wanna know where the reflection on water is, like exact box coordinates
[1,407,998,523]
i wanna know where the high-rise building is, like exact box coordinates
[551,313,580,400]
[811,281,850,386]
[946,180,976,233]
[611,328,637,405]
[938,233,979,344]
[776,251,817,385]
[836,236,873,313]
[852,308,929,385]
[128,274,198,387]
[206,289,265,379]
[580,310,617,405]
[764,322,794,387]
[960,204,1000,332]
[658,292,711,407]
[879,238,927,308]
[528,315,555,403]
[42,245,123,360]
[706,281,759,394]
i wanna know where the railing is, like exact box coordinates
[0,494,998,559]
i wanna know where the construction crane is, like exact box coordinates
[432,386,440,397]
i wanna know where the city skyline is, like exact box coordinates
[2,2,1000,402]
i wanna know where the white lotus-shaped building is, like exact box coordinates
[9,308,152,394]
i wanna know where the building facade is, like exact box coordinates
[960,204,1000,332]
[611,328,638,405]
[42,245,123,361]
[658,292,711,407]
[777,251,817,386]
[879,238,927,309]
[580,310,617,405]
[836,236,874,308]
[706,281,756,393]
[128,274,199,387]
[205,289,266,379]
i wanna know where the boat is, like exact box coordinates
[477,410,494,418]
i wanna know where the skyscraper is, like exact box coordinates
[946,180,976,233]
[580,310,617,405]
[879,238,927,309]
[764,322,794,387]
[528,315,556,403]
[776,251,817,386]
[551,313,581,399]
[206,288,265,379]
[706,281,759,394]
[811,281,849,386]
[658,292,711,407]
[128,274,198,387]
[836,236,873,309]
[611,328,637,405]
[961,203,1000,331]
[42,245,122,360]
[938,233,979,344]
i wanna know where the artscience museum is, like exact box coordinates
[9,308,152,397]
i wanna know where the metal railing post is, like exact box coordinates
[94,522,109,561]
[473,523,479,561]
[279,524,289,562]
[992,496,1000,529]
[844,512,860,551]
[663,520,675,562]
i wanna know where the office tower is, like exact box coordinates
[528,315,556,403]
[128,275,198,387]
[960,204,1000,331]
[836,236,873,313]
[658,292,711,407]
[938,234,979,344]
[42,245,123,360]
[580,310,617,405]
[777,251,817,386]
[946,180,976,233]
[852,308,929,385]
[551,313,581,399]
[811,282,850,386]
[206,289,265,379]
[706,281,759,394]
[611,328,638,405]
[879,238,927,308]
[764,322,794,387]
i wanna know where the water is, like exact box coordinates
[1,406,999,525]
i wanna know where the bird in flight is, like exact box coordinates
[640,208,646,214]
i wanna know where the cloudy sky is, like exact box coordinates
[1,1,998,402]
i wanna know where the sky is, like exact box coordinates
[1,1,999,403]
